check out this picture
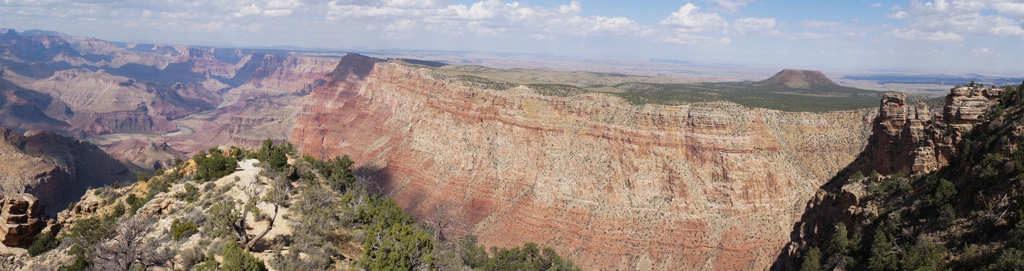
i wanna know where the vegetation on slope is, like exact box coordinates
[791,83,1024,271]
[431,65,903,112]
[25,139,580,271]
[611,82,899,112]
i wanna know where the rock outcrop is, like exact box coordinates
[0,194,43,246]
[771,84,1006,269]
[848,84,1002,175]
[290,54,877,270]
[0,126,131,213]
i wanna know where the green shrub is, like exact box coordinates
[868,228,898,271]
[257,139,294,173]
[221,242,268,271]
[460,235,489,268]
[826,223,853,259]
[799,247,822,271]
[109,203,125,219]
[476,242,581,271]
[194,148,239,182]
[27,231,57,256]
[126,193,147,215]
[65,216,115,247]
[195,252,220,271]
[176,182,200,203]
[171,218,198,241]
[303,154,355,192]
[57,253,89,271]
[985,248,1024,271]
[902,235,946,270]
[360,222,433,270]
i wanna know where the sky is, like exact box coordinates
[1,0,1023,73]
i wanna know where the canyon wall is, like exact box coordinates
[0,127,130,213]
[847,85,1001,176]
[290,54,877,270]
[244,54,336,93]
[770,84,1006,270]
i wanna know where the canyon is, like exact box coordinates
[290,54,880,269]
[4,29,984,270]
[0,29,337,170]
[0,126,130,214]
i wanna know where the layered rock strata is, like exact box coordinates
[850,84,1002,175]
[0,127,130,212]
[0,194,43,246]
[245,54,336,93]
[771,84,1007,270]
[291,54,876,270]
[99,139,188,171]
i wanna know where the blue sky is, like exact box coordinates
[1,0,1022,73]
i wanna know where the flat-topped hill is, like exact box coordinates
[759,69,838,89]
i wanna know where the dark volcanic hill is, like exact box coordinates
[759,69,839,89]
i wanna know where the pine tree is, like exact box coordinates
[799,247,822,271]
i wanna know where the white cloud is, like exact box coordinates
[992,2,1024,19]
[384,0,448,8]
[267,0,304,9]
[704,0,754,12]
[558,1,581,14]
[888,29,964,42]
[887,0,1024,39]
[659,3,729,33]
[659,32,731,45]
[234,3,263,18]
[972,47,991,53]
[871,3,884,8]
[790,32,828,40]
[732,17,782,36]
[800,20,842,29]
[323,0,645,38]
[198,21,223,33]
[531,33,554,39]
[263,9,293,17]
[794,20,869,39]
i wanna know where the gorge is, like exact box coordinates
[2,29,1015,270]
[289,54,880,269]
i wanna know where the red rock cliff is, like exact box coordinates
[290,54,876,270]
[245,54,337,93]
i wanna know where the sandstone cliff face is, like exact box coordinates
[98,139,188,171]
[0,127,130,213]
[850,85,1001,176]
[0,194,43,246]
[770,85,1006,270]
[290,54,876,270]
[244,54,336,93]
[2,67,223,137]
